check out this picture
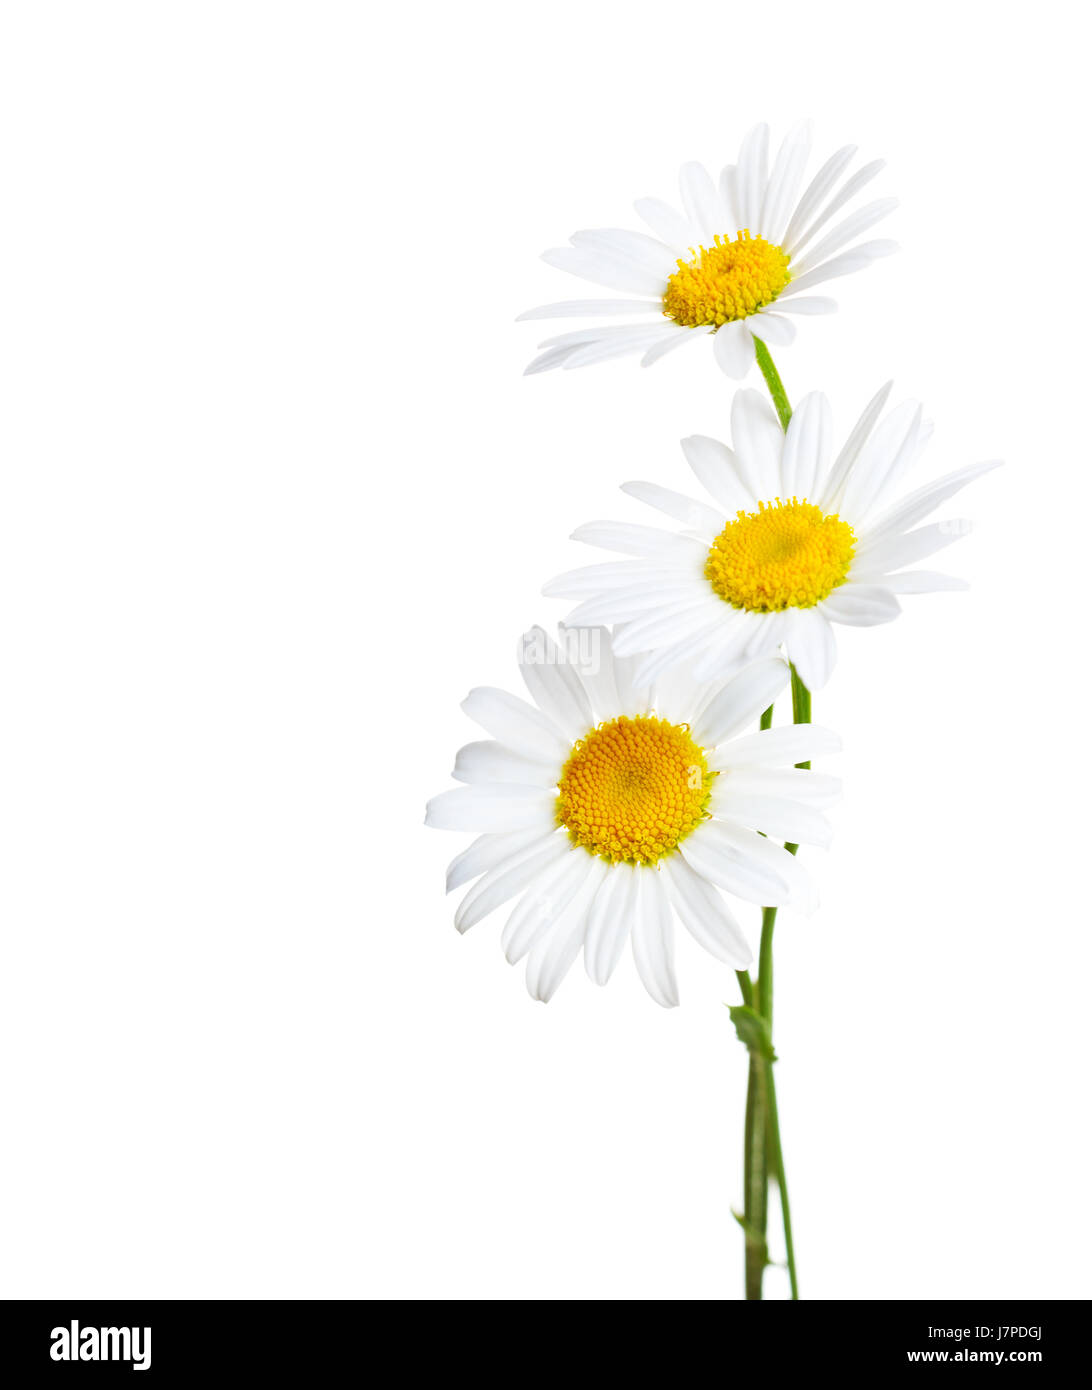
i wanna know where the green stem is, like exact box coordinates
[740,344,803,1301]
[790,666,812,756]
[753,338,792,431]
[783,667,812,858]
[753,664,809,1300]
[757,907,777,1020]
[765,1063,798,1299]
[743,1054,768,1300]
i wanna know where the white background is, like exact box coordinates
[1,1,1088,1301]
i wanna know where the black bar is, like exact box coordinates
[2,1299,1085,1380]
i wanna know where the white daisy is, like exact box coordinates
[425,627,839,1007]
[544,386,1001,693]
[520,121,897,378]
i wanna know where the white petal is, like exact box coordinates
[839,401,924,521]
[782,144,857,252]
[620,480,723,533]
[583,864,634,985]
[679,819,799,908]
[425,784,557,833]
[776,295,837,316]
[855,520,970,576]
[517,299,660,321]
[759,120,812,245]
[541,245,667,296]
[715,725,841,770]
[688,620,759,682]
[780,391,832,500]
[714,817,818,911]
[642,327,701,367]
[525,857,608,1002]
[681,434,755,514]
[689,612,776,684]
[571,520,680,555]
[718,767,840,806]
[791,197,899,278]
[630,868,679,1008]
[452,740,558,786]
[562,325,681,369]
[730,388,785,495]
[634,197,694,253]
[712,319,754,378]
[678,161,724,246]
[877,570,969,594]
[461,687,569,758]
[789,158,886,255]
[536,322,675,350]
[611,600,722,657]
[663,855,751,967]
[552,556,702,606]
[718,164,739,229]
[560,624,621,724]
[714,792,832,848]
[781,239,898,297]
[517,625,594,740]
[633,626,725,687]
[652,659,713,727]
[819,381,894,512]
[502,848,590,964]
[570,577,708,618]
[734,123,770,233]
[747,311,796,347]
[611,643,653,718]
[782,608,837,692]
[740,608,787,661]
[818,584,901,626]
[544,558,660,599]
[565,583,706,629]
[524,345,580,376]
[570,228,677,278]
[693,658,791,746]
[445,827,551,895]
[863,460,1002,543]
[454,835,569,933]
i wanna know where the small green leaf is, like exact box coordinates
[727,1004,777,1061]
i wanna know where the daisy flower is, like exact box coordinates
[425,627,839,1007]
[544,386,1001,692]
[520,121,897,378]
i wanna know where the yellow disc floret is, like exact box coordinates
[705,498,856,612]
[663,231,791,328]
[556,715,713,865]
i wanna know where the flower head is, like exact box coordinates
[425,628,839,1006]
[520,121,897,378]
[544,387,1001,691]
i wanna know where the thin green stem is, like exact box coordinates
[739,344,803,1300]
[753,338,792,431]
[757,906,777,1021]
[743,1056,768,1300]
[735,970,754,1008]
[791,666,812,750]
[765,1064,799,1299]
[737,969,767,1297]
[750,669,809,1300]
[783,667,812,858]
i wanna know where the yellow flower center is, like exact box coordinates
[556,715,713,865]
[663,231,791,328]
[705,498,856,612]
